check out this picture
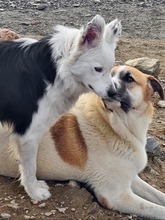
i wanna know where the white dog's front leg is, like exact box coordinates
[132,175,165,206]
[18,137,51,201]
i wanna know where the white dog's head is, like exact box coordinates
[70,15,122,99]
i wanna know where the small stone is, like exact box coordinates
[56,207,68,214]
[94,0,101,4]
[1,213,11,219]
[87,202,98,215]
[72,3,80,7]
[37,4,47,10]
[10,200,15,204]
[157,100,165,108]
[138,2,145,6]
[44,212,52,217]
[39,203,46,208]
[55,183,64,187]
[51,210,56,214]
[21,22,30,26]
[71,208,76,212]
[24,216,31,220]
[7,203,19,209]
[31,200,38,205]
[146,136,160,153]
[68,180,79,188]
[31,20,40,25]
[85,14,92,17]
[151,169,159,176]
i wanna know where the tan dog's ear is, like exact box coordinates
[148,76,164,100]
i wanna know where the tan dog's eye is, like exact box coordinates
[124,72,135,83]
[94,67,103,72]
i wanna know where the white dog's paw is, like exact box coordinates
[37,180,50,190]
[24,180,51,201]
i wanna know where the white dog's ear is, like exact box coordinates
[104,19,122,47]
[79,15,105,49]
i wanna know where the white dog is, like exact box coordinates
[0,15,121,200]
[0,66,165,219]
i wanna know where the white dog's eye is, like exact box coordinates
[94,67,103,72]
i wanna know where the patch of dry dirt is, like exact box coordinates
[0,1,165,219]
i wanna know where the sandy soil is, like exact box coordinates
[0,1,165,219]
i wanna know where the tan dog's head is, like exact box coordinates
[102,65,164,113]
[0,28,19,41]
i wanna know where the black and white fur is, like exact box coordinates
[0,15,121,200]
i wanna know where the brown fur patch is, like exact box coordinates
[50,113,87,169]
[98,195,110,209]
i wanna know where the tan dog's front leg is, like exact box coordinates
[96,188,165,219]
[132,175,165,206]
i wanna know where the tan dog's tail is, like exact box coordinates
[0,125,19,178]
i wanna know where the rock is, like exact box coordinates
[146,136,160,153]
[51,210,56,214]
[37,4,47,10]
[24,215,31,220]
[68,180,80,188]
[157,100,165,108]
[7,203,19,209]
[1,213,11,219]
[31,200,38,205]
[39,203,46,208]
[125,57,160,77]
[56,207,68,214]
[72,3,80,7]
[87,202,99,215]
[44,212,52,217]
[31,20,40,25]
[150,169,159,176]
[94,0,101,4]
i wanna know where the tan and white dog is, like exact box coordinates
[0,65,165,219]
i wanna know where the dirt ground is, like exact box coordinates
[0,1,165,219]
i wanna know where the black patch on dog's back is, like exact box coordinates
[0,36,57,135]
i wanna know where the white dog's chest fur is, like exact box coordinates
[23,77,85,141]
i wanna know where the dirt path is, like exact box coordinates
[0,1,165,219]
